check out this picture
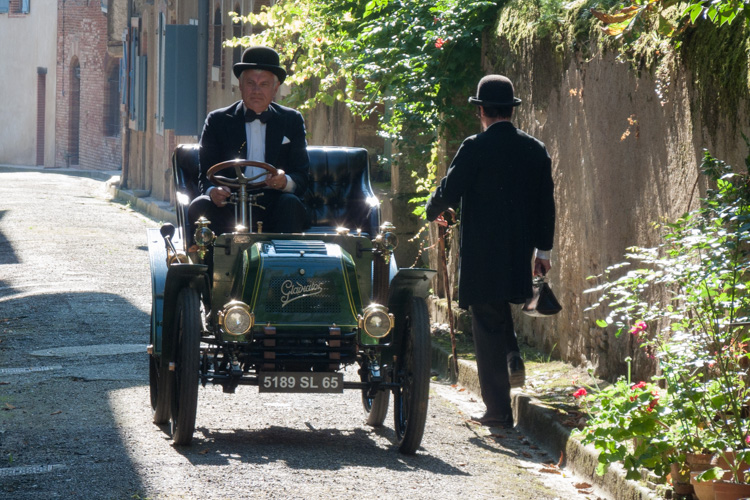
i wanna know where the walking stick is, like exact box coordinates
[437,209,459,380]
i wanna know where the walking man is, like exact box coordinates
[425,75,556,428]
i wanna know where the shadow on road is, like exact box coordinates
[0,211,19,265]
[173,424,470,476]
[0,290,150,499]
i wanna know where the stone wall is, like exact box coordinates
[471,18,750,380]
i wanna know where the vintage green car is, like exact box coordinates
[147,145,435,454]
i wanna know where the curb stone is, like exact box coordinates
[1,164,664,500]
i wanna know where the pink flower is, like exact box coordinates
[573,388,587,398]
[435,38,445,49]
[631,381,647,390]
[629,321,648,335]
[745,435,750,445]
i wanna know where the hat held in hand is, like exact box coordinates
[233,46,287,83]
[468,75,522,107]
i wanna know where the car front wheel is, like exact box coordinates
[170,287,201,445]
[393,296,430,454]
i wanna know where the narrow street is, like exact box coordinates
[0,171,597,499]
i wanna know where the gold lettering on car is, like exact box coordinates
[280,280,323,307]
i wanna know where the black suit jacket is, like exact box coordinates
[425,121,555,308]
[198,101,309,198]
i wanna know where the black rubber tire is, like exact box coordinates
[170,287,201,446]
[362,385,390,427]
[393,296,431,455]
[149,353,172,425]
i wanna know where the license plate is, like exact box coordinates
[258,372,344,393]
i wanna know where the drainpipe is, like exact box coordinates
[197,0,208,132]
[121,0,133,189]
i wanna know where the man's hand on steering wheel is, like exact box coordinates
[205,160,280,205]
[209,186,232,207]
[265,169,287,190]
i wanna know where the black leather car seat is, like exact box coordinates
[170,144,380,240]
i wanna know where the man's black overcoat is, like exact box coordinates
[198,100,309,198]
[425,121,555,309]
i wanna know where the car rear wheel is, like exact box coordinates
[149,353,172,424]
[170,287,201,445]
[362,384,390,427]
[393,296,430,455]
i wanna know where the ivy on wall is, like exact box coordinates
[230,0,498,160]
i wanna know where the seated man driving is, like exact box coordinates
[188,45,309,239]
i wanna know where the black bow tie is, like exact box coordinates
[245,109,272,123]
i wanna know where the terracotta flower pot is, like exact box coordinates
[691,471,716,500]
[671,462,693,496]
[713,480,750,500]
[712,451,750,481]
[687,452,715,473]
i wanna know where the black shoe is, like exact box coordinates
[507,352,526,388]
[470,414,514,429]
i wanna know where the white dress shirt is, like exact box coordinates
[243,104,295,193]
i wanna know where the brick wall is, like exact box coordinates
[55,0,122,170]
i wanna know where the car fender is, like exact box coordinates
[160,263,208,365]
[148,228,207,361]
[386,268,437,353]
[147,228,169,356]
[387,268,436,307]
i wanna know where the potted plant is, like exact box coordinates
[697,449,750,500]
[576,358,674,481]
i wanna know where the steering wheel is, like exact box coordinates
[206,160,278,190]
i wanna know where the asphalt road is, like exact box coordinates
[0,171,597,499]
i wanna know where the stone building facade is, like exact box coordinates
[55,0,121,170]
[0,0,57,167]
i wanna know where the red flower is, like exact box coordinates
[573,388,587,398]
[649,398,659,409]
[631,381,647,390]
[629,321,648,336]
[435,38,445,49]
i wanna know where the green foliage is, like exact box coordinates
[583,139,750,481]
[579,373,673,480]
[231,0,498,151]
[590,0,748,45]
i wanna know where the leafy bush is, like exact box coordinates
[583,139,750,480]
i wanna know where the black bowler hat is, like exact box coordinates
[233,46,287,83]
[468,75,522,107]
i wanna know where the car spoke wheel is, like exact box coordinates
[393,296,430,455]
[149,352,172,424]
[170,287,201,445]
